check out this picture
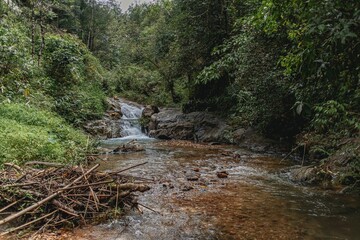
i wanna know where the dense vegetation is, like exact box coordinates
[0,0,359,184]
[0,103,89,166]
[0,0,106,166]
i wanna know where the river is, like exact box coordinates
[66,101,360,240]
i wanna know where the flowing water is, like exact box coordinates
[118,100,148,140]
[70,101,360,240]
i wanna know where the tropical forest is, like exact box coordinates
[0,0,359,239]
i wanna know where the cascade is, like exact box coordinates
[119,100,148,139]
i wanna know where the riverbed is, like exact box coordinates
[64,138,360,240]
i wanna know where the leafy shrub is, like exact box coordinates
[43,33,107,125]
[54,83,107,125]
[312,100,360,136]
[110,64,172,106]
[44,34,86,87]
[0,103,89,167]
[0,14,34,101]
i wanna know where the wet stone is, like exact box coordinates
[182,185,194,191]
[163,183,175,189]
[186,173,200,181]
[217,171,229,178]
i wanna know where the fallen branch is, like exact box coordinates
[0,164,100,226]
[1,210,58,236]
[109,162,148,175]
[25,161,65,167]
[0,198,25,213]
[0,162,151,234]
[4,163,22,172]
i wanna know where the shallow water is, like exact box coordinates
[72,139,360,240]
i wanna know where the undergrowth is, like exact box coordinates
[0,103,89,167]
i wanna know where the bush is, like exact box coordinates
[110,64,172,106]
[43,33,107,125]
[0,14,34,102]
[0,103,89,167]
[312,100,360,136]
[54,83,107,125]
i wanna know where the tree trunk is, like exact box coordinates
[37,3,45,66]
[31,4,35,61]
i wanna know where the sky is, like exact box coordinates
[117,0,155,11]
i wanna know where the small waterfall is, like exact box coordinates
[119,100,148,140]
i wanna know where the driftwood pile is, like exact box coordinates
[0,162,150,236]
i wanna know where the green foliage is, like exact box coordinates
[193,0,359,141]
[312,101,360,136]
[44,34,86,87]
[43,33,106,125]
[254,0,360,108]
[0,103,89,167]
[54,83,106,125]
[109,64,172,106]
[0,13,34,101]
[0,1,107,168]
[1,0,359,183]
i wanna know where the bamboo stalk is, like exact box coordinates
[109,162,148,175]
[0,210,58,236]
[62,180,114,190]
[81,165,100,211]
[0,164,99,226]
[0,198,25,213]
[1,182,37,188]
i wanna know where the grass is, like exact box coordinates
[0,103,89,167]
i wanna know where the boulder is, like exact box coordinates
[84,97,124,138]
[106,98,123,116]
[84,119,122,139]
[142,105,160,118]
[148,109,230,143]
[230,128,284,152]
[107,111,122,120]
[290,166,319,183]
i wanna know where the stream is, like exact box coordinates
[69,100,360,240]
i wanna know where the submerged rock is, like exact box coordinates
[186,172,201,181]
[217,171,229,178]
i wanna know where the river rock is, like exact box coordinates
[142,105,160,118]
[290,166,319,183]
[84,119,122,139]
[106,98,123,116]
[186,172,200,181]
[84,98,124,139]
[181,185,194,191]
[230,128,283,152]
[217,171,229,178]
[148,109,230,142]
